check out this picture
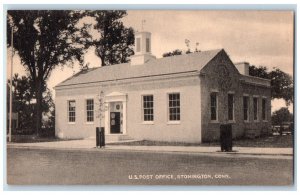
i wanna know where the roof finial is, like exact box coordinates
[141,19,146,31]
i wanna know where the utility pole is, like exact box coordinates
[9,25,14,142]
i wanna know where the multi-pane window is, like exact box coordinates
[169,93,180,121]
[143,95,154,121]
[146,38,150,52]
[86,99,94,122]
[210,92,217,121]
[68,100,76,122]
[243,96,249,121]
[136,38,141,52]
[262,98,267,121]
[253,97,258,121]
[228,93,234,121]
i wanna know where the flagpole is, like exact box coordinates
[9,25,14,142]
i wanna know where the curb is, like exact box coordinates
[7,144,293,157]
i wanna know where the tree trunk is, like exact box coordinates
[35,80,43,136]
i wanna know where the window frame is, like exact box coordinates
[142,94,154,124]
[167,92,181,124]
[227,92,235,122]
[262,97,268,122]
[253,96,259,122]
[68,100,76,124]
[86,98,94,124]
[210,92,218,122]
[243,95,250,122]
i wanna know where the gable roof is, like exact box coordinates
[55,49,223,88]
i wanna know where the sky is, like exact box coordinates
[6,10,294,112]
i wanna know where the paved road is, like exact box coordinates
[6,147,293,186]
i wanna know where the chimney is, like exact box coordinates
[130,31,156,66]
[234,62,249,75]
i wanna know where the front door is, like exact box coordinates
[110,112,121,134]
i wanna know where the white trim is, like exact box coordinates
[142,121,154,125]
[104,92,127,135]
[67,99,76,124]
[85,98,95,124]
[122,101,127,134]
[104,102,109,135]
[105,92,127,102]
[141,94,154,123]
[167,92,181,123]
[211,89,219,93]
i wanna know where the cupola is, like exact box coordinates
[130,31,156,66]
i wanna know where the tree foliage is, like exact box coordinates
[7,74,55,133]
[162,49,183,57]
[162,39,200,57]
[271,107,293,126]
[85,10,135,66]
[249,66,293,105]
[7,10,86,135]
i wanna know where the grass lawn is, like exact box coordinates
[108,134,293,148]
[9,135,83,143]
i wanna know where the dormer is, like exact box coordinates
[130,31,156,66]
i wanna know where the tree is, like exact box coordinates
[7,11,86,135]
[269,68,293,105]
[86,11,135,66]
[249,65,269,79]
[8,74,35,131]
[271,107,293,135]
[249,66,293,105]
[7,74,55,134]
[162,39,200,57]
[162,49,183,57]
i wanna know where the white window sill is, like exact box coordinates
[254,120,260,123]
[85,122,95,125]
[68,122,76,125]
[167,121,181,125]
[228,120,236,124]
[262,120,268,122]
[244,120,250,123]
[107,133,126,135]
[210,120,219,124]
[142,121,154,125]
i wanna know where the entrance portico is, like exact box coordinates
[104,92,127,135]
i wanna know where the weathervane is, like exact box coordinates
[141,19,146,31]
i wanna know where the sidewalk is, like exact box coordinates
[7,139,293,156]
